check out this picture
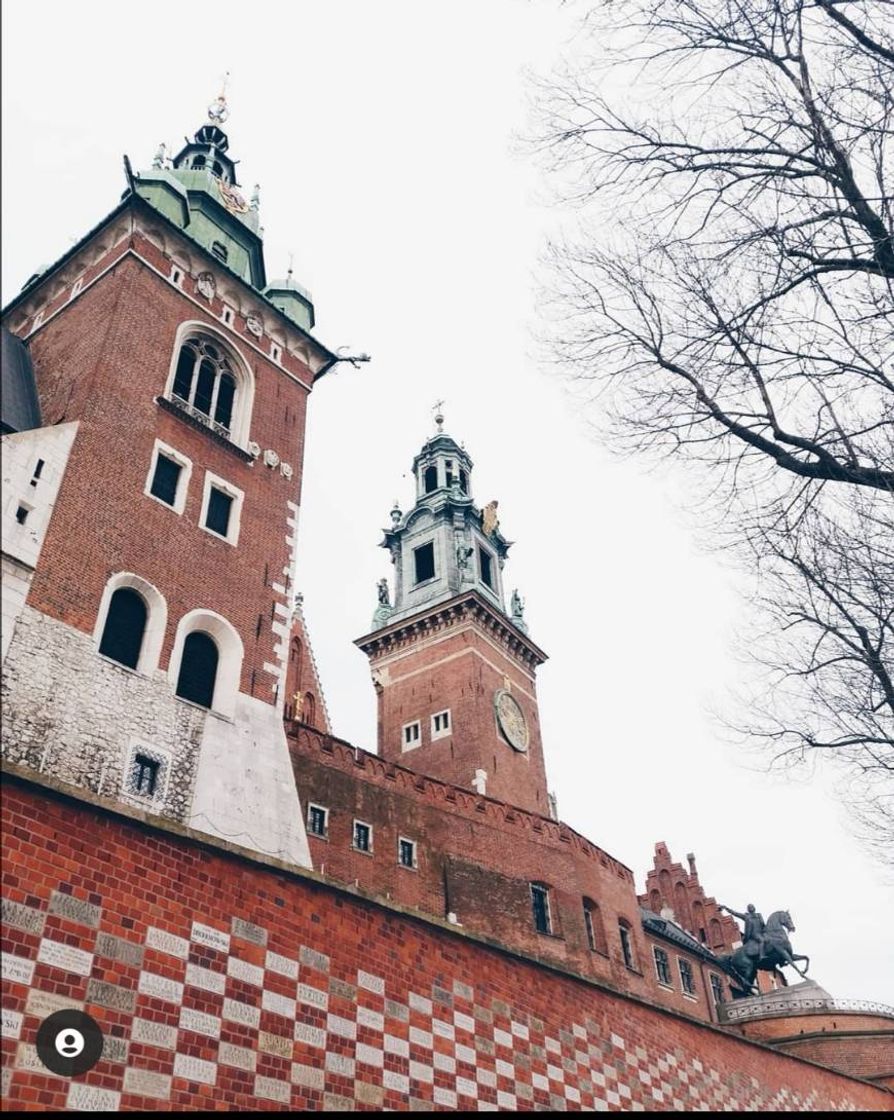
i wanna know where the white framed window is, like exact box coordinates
[653,945,672,987]
[398,837,417,869]
[222,306,234,326]
[93,572,168,677]
[678,958,697,997]
[270,343,282,363]
[71,278,83,299]
[144,440,192,515]
[122,741,172,806]
[170,265,184,286]
[200,471,244,546]
[307,803,329,839]
[168,608,244,720]
[402,720,421,752]
[353,820,373,854]
[431,709,451,740]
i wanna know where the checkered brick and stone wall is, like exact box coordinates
[2,774,889,1112]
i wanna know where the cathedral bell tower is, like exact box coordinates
[355,411,550,815]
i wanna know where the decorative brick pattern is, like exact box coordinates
[1,780,887,1112]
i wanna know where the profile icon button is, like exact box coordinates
[36,1010,104,1076]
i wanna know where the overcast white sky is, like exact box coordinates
[3,1,891,1005]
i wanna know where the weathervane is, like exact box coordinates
[208,72,230,125]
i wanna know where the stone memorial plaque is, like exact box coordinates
[190,921,230,954]
[123,1068,171,1100]
[66,1083,121,1111]
[179,1007,221,1038]
[265,950,297,980]
[357,1042,385,1068]
[297,983,328,1010]
[455,1012,475,1034]
[2,953,35,986]
[138,971,184,1004]
[358,969,385,995]
[258,1030,292,1058]
[103,1037,129,1064]
[299,945,329,973]
[327,1013,356,1040]
[222,998,261,1029]
[291,1062,325,1090]
[357,1006,384,1032]
[227,956,263,987]
[17,1044,57,1075]
[1,1068,11,1100]
[37,938,93,976]
[2,1009,23,1040]
[95,932,143,968]
[145,927,189,960]
[173,1053,216,1085]
[48,890,101,928]
[185,962,226,995]
[329,977,356,1001]
[385,999,409,1022]
[218,1042,256,1072]
[254,1075,290,1104]
[131,1018,178,1050]
[325,1052,355,1078]
[356,1081,385,1107]
[86,978,137,1013]
[383,1069,410,1094]
[25,988,83,1018]
[293,1022,326,1048]
[261,990,295,1020]
[231,917,267,947]
[1,898,46,936]
[384,1034,409,1058]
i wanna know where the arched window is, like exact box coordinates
[709,917,724,948]
[98,588,146,670]
[192,155,206,170]
[582,898,608,955]
[303,692,316,727]
[424,465,437,493]
[175,631,219,709]
[171,337,238,433]
[618,918,636,970]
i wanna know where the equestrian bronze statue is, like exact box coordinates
[717,905,810,996]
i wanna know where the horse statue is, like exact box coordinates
[718,909,810,996]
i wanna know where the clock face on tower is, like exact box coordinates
[494,689,529,753]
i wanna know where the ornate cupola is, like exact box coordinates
[356,409,551,815]
[375,406,514,630]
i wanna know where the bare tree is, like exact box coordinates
[533,0,893,848]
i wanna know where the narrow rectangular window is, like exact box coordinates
[619,921,635,969]
[205,488,233,537]
[710,974,725,1006]
[307,804,328,838]
[531,884,551,935]
[271,344,282,362]
[30,459,45,485]
[653,946,671,986]
[15,505,29,525]
[398,838,416,869]
[353,821,372,853]
[414,542,435,583]
[478,547,493,589]
[679,959,696,996]
[402,721,421,751]
[133,753,160,797]
[150,454,182,507]
[431,710,451,739]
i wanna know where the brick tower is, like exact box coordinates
[1,93,338,865]
[355,409,550,815]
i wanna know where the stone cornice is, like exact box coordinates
[354,589,547,670]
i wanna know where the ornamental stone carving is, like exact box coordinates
[263,449,280,469]
[280,462,293,479]
[245,313,263,337]
[196,272,215,300]
[247,441,261,459]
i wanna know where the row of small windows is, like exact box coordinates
[306,805,417,868]
[402,710,450,751]
[147,443,241,544]
[531,888,613,958]
[413,541,495,590]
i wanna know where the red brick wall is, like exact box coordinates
[371,613,550,814]
[7,232,312,701]
[2,775,889,1112]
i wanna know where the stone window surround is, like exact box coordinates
[163,320,256,449]
[121,740,173,807]
[397,836,418,870]
[92,572,168,678]
[168,608,244,720]
[401,720,421,753]
[352,819,373,855]
[199,470,244,547]
[653,944,673,989]
[307,802,329,839]
[678,957,698,999]
[144,439,193,516]
[430,709,451,741]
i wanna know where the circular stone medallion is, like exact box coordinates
[494,689,529,753]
